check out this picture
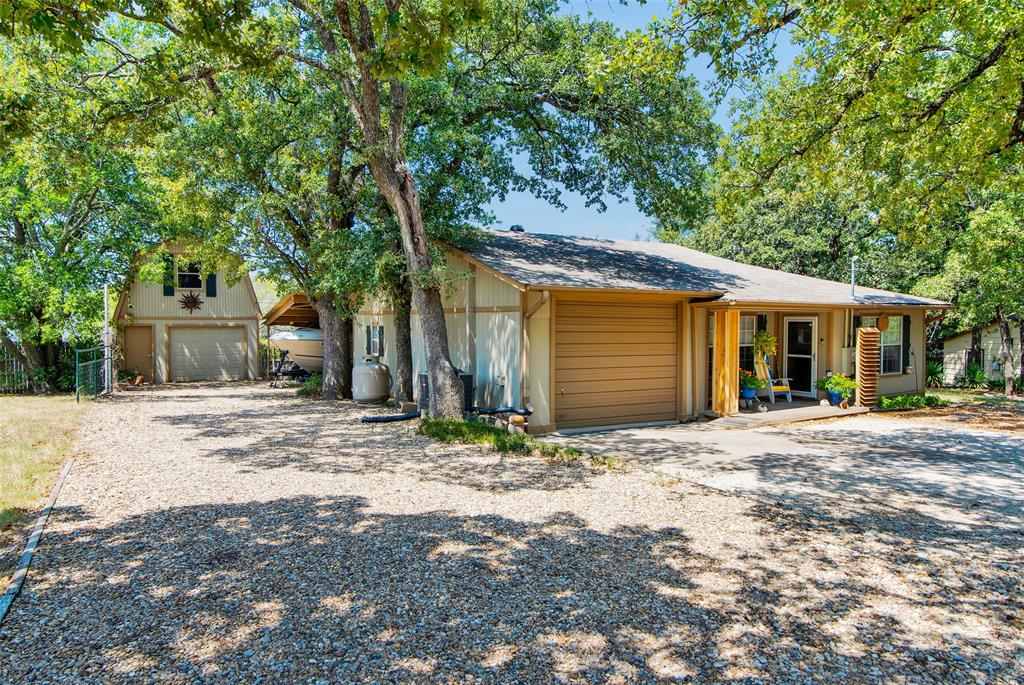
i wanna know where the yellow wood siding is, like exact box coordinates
[554,301,679,428]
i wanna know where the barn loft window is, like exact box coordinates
[176,261,203,290]
[863,316,902,375]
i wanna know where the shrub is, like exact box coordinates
[877,394,950,410]
[956,362,990,390]
[296,373,323,398]
[987,377,1006,392]
[418,418,585,461]
[925,360,944,388]
[815,372,859,398]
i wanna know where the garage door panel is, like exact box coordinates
[556,318,677,333]
[555,401,677,425]
[556,365,677,383]
[170,327,245,382]
[556,330,677,345]
[557,387,677,410]
[556,342,677,358]
[554,300,679,428]
[558,303,676,319]
[556,377,677,394]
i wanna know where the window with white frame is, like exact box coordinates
[366,325,384,356]
[739,315,756,371]
[176,261,203,290]
[863,316,902,374]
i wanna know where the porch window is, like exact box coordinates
[176,261,203,290]
[863,316,902,374]
[739,315,756,371]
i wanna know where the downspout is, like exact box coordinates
[520,289,550,406]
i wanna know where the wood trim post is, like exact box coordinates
[712,310,740,415]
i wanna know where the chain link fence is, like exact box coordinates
[75,345,113,401]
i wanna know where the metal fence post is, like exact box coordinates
[75,348,80,403]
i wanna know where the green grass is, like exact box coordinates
[877,393,951,410]
[930,388,1024,407]
[295,373,323,398]
[1,395,84,570]
[418,418,587,462]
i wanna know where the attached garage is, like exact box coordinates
[169,326,246,382]
[554,300,680,429]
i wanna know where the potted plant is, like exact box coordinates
[816,373,859,406]
[753,329,777,359]
[739,370,767,399]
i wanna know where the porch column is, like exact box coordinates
[712,309,740,416]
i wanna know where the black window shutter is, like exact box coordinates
[378,326,385,357]
[162,256,175,296]
[902,314,911,370]
[205,272,217,298]
[365,325,371,355]
[756,314,768,332]
[853,315,861,329]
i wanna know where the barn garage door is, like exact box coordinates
[169,327,245,382]
[555,301,679,429]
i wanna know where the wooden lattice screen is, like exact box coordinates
[856,327,881,407]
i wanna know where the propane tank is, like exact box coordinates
[353,355,391,404]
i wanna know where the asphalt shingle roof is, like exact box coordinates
[464,230,948,307]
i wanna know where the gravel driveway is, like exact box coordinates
[1,384,1020,683]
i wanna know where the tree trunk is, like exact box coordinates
[996,307,1017,396]
[339,314,353,400]
[391,275,414,405]
[1018,321,1024,396]
[369,157,463,418]
[313,295,350,401]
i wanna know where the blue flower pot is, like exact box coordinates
[740,386,757,400]
[827,389,842,406]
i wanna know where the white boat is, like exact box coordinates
[269,328,324,373]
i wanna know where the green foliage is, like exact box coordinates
[418,418,583,461]
[739,369,766,389]
[926,361,944,389]
[649,1,1024,230]
[1,36,165,388]
[752,330,776,358]
[956,363,991,390]
[815,373,859,399]
[296,373,323,398]
[878,394,950,410]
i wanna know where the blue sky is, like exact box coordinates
[483,1,797,241]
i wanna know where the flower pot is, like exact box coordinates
[827,389,842,406]
[740,386,757,400]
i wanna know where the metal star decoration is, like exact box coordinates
[179,291,203,314]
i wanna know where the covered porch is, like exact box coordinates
[698,305,873,417]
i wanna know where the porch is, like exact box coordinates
[709,398,870,429]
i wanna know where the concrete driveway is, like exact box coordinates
[549,415,1024,548]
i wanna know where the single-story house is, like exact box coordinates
[355,229,950,433]
[114,248,262,383]
[941,319,1020,386]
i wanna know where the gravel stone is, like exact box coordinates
[0,383,1020,683]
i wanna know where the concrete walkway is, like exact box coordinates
[547,414,1024,547]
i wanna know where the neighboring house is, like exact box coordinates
[114,248,262,383]
[941,320,1020,385]
[354,230,949,433]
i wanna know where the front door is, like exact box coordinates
[123,325,154,382]
[784,318,817,397]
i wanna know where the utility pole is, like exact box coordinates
[850,255,859,299]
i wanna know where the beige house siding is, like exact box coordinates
[355,253,524,410]
[942,323,1020,385]
[355,250,932,431]
[116,258,261,383]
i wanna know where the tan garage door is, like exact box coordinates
[555,301,679,429]
[169,327,245,382]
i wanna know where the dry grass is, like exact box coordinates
[0,395,84,574]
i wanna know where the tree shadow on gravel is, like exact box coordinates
[151,393,600,493]
[0,496,1018,683]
